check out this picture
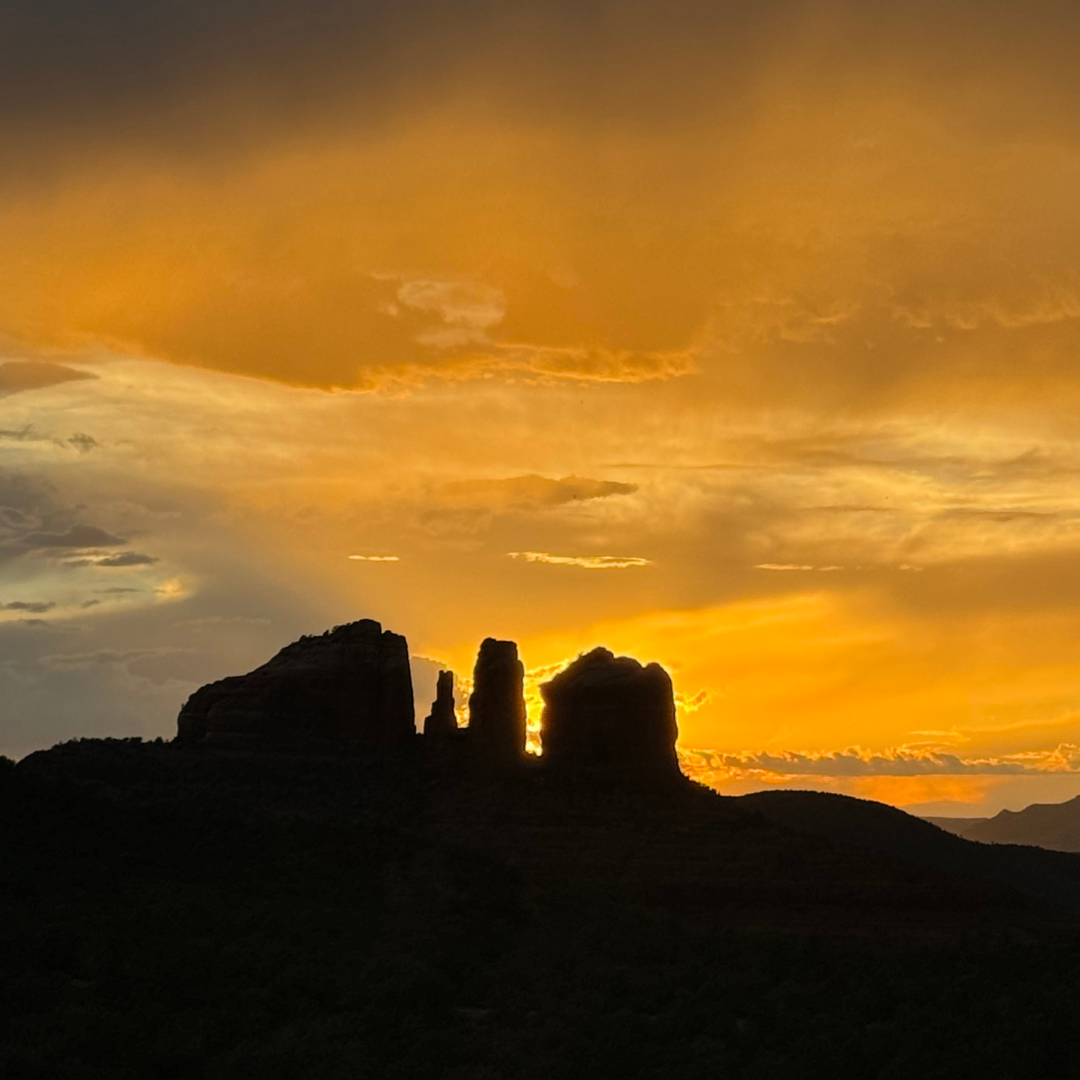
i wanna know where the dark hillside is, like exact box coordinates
[733,789,1080,913]
[5,741,1080,1079]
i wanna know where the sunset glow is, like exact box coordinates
[6,0,1080,816]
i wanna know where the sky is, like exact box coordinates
[5,0,1080,814]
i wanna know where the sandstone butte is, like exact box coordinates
[176,620,679,773]
[539,647,680,777]
[177,619,414,749]
[423,670,458,738]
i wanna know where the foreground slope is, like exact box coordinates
[6,740,1080,1079]
[733,789,1080,913]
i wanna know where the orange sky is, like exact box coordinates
[5,0,1080,814]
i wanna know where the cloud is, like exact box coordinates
[1,600,54,614]
[496,346,697,385]
[126,650,210,685]
[68,433,98,454]
[4,0,1080,406]
[508,551,651,569]
[0,425,39,442]
[349,346,697,393]
[175,615,271,629]
[40,649,162,670]
[386,276,506,348]
[755,564,845,572]
[444,475,637,510]
[0,475,128,561]
[0,425,99,453]
[37,646,204,686]
[676,689,712,713]
[0,424,79,451]
[937,508,1059,521]
[810,505,896,514]
[86,552,157,567]
[680,744,1080,787]
[0,473,77,557]
[19,524,126,549]
[0,361,95,397]
[347,554,400,562]
[680,746,1049,781]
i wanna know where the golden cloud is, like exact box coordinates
[507,552,652,569]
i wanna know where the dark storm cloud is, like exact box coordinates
[0,0,1071,212]
[5,0,1080,396]
[0,472,130,564]
[20,524,126,549]
[0,473,63,515]
[0,473,72,551]
[38,647,203,686]
[40,648,162,669]
[0,0,780,146]
[6,0,1080,166]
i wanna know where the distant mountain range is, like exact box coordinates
[926,795,1080,852]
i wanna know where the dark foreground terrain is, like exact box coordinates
[5,740,1080,1079]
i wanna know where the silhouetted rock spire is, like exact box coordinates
[468,638,527,764]
[540,648,678,775]
[176,619,415,749]
[423,670,458,737]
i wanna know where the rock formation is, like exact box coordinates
[423,670,458,737]
[539,648,679,775]
[176,619,415,749]
[467,638,527,764]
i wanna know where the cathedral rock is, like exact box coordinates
[468,638,527,765]
[539,648,679,776]
[176,619,415,749]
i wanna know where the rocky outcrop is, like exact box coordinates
[539,648,678,775]
[468,638,527,765]
[423,670,458,737]
[176,620,415,749]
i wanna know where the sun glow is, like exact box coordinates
[7,0,1080,817]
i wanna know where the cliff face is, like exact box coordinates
[176,619,415,749]
[468,638,527,765]
[539,648,679,775]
